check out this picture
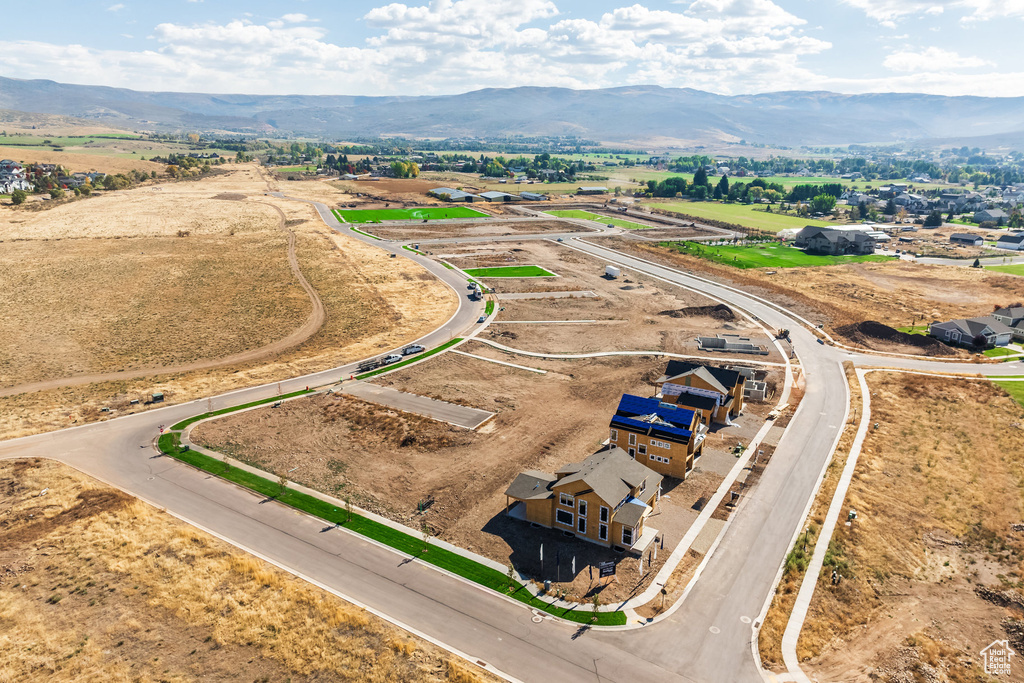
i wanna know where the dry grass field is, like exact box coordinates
[0,458,492,683]
[0,145,165,176]
[613,237,1024,350]
[0,165,457,439]
[796,374,1024,682]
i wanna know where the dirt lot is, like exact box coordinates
[607,236,1024,354]
[194,349,779,604]
[0,166,456,439]
[0,458,491,683]
[0,145,165,177]
[444,240,782,361]
[367,220,588,241]
[795,374,1024,682]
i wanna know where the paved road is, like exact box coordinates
[340,382,494,429]
[1,200,1015,683]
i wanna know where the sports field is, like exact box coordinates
[334,206,488,223]
[545,209,653,230]
[650,202,834,233]
[986,263,1024,276]
[661,242,893,269]
[463,265,556,278]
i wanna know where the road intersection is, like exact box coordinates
[2,201,1020,683]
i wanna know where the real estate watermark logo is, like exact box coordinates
[981,639,1015,675]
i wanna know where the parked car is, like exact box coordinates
[402,345,425,355]
[478,315,487,323]
[382,354,403,364]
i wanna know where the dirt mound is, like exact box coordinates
[835,320,955,356]
[658,303,736,321]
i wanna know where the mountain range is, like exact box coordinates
[2,76,1023,148]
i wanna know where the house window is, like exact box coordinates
[599,506,608,523]
[628,433,636,446]
[628,447,635,458]
[578,500,587,518]
[638,444,647,455]
[599,523,608,541]
[559,492,574,507]
[622,526,634,546]
[556,509,573,526]
[577,517,586,534]
[610,429,618,442]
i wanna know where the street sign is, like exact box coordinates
[598,561,615,578]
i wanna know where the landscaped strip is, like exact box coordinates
[402,244,424,254]
[170,389,314,431]
[330,208,347,224]
[485,300,495,316]
[348,225,381,240]
[355,338,463,380]
[546,209,653,230]
[158,421,624,625]
[464,265,557,278]
[336,207,488,223]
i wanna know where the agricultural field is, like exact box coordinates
[660,241,894,269]
[0,458,490,683]
[462,265,556,278]
[987,263,1024,277]
[545,209,654,229]
[796,373,1024,682]
[649,201,836,233]
[334,206,488,223]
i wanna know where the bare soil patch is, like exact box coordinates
[798,373,1024,682]
[369,220,587,241]
[0,459,492,682]
[194,350,777,604]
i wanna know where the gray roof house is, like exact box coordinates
[993,307,1024,341]
[795,226,876,256]
[949,233,983,246]
[929,316,1014,347]
[975,208,1009,224]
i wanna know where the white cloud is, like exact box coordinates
[107,3,125,11]
[883,46,992,71]
[842,0,1024,23]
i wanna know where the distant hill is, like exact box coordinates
[2,77,1023,148]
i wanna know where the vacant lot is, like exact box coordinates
[545,209,654,230]
[661,241,894,269]
[366,219,587,241]
[0,458,490,683]
[649,201,835,233]
[798,374,1024,682]
[194,347,776,604]
[335,207,488,223]
[610,236,1024,349]
[0,145,165,177]
[463,265,557,278]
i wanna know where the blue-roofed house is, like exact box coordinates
[654,360,745,425]
[609,394,707,480]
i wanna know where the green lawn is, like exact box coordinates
[335,206,488,223]
[896,325,929,335]
[986,264,1024,277]
[545,209,653,230]
[649,201,835,233]
[464,265,557,278]
[273,165,318,173]
[984,347,1020,358]
[485,300,495,316]
[995,381,1024,407]
[661,242,894,269]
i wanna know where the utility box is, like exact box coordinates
[605,265,621,279]
[151,392,164,403]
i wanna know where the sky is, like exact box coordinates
[1,0,1022,98]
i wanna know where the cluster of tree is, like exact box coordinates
[643,172,785,204]
[390,160,419,178]
[786,183,845,202]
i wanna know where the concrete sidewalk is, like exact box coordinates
[341,382,494,429]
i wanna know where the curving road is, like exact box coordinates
[2,201,1019,683]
